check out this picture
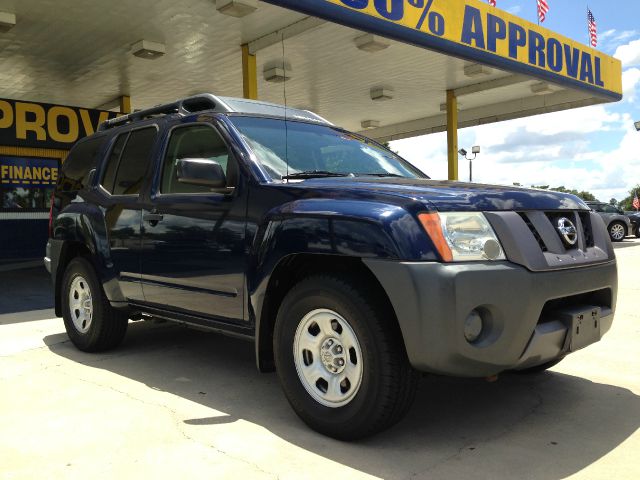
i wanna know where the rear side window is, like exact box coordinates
[101,127,158,195]
[58,136,107,191]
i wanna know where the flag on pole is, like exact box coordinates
[537,0,549,23]
[588,9,598,47]
[488,0,496,6]
[633,191,639,210]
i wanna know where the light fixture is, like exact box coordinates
[0,11,16,32]
[370,87,393,101]
[131,40,166,60]
[464,64,492,77]
[634,120,640,131]
[458,146,481,182]
[215,0,257,18]
[354,34,390,52]
[530,82,553,95]
[361,120,380,129]
[264,66,290,83]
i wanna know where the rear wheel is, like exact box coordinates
[274,274,418,440]
[608,221,626,242]
[61,257,128,352]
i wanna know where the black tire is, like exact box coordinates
[274,274,418,440]
[608,221,627,242]
[61,257,128,352]
[635,225,640,238]
[513,357,564,374]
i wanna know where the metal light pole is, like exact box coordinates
[458,146,481,182]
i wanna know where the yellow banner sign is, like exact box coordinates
[265,0,622,99]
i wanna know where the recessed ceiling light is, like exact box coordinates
[215,0,258,18]
[370,87,393,101]
[530,82,554,95]
[264,67,290,83]
[131,40,166,60]
[464,64,492,77]
[361,120,381,129]
[0,12,16,32]
[354,34,390,52]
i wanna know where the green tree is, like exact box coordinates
[618,184,640,211]
[531,185,597,201]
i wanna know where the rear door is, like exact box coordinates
[98,126,159,302]
[139,122,248,322]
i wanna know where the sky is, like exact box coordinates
[390,0,640,202]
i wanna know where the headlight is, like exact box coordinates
[418,212,505,262]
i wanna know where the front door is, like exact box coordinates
[140,123,247,322]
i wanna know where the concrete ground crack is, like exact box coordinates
[50,365,279,479]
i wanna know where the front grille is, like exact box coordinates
[518,212,548,252]
[578,212,595,247]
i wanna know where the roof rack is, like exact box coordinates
[98,94,232,131]
[97,93,332,131]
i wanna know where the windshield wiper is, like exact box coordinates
[281,170,352,180]
[358,173,404,178]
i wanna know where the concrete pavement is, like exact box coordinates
[1,242,639,480]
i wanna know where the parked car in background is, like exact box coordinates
[586,201,631,242]
[624,211,640,237]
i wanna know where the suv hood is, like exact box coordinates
[292,177,588,212]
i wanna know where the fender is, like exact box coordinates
[248,197,432,371]
[52,201,127,306]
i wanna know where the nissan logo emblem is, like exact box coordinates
[557,217,578,246]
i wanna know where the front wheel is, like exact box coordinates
[608,221,627,242]
[635,225,640,238]
[274,275,418,440]
[61,257,128,352]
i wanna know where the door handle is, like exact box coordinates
[143,213,164,225]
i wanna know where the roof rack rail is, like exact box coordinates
[98,94,230,131]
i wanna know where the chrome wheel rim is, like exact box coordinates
[610,223,625,240]
[69,276,93,333]
[293,309,363,408]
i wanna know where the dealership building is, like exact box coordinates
[0,0,622,262]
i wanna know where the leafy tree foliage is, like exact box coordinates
[530,185,597,201]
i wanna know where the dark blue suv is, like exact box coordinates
[45,94,617,439]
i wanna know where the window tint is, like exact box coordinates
[60,136,107,191]
[161,125,235,194]
[101,134,127,193]
[112,127,158,195]
[603,205,619,213]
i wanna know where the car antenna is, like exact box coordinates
[281,32,289,182]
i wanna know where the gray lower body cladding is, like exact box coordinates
[364,258,617,377]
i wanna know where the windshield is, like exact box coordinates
[228,116,427,180]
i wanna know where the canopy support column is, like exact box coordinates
[119,96,132,114]
[446,89,458,181]
[242,44,258,100]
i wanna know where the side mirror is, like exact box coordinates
[176,158,227,189]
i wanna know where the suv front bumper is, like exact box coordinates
[364,259,617,377]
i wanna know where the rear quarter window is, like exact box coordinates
[58,136,107,192]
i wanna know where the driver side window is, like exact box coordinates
[161,124,236,194]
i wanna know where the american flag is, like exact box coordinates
[537,0,549,23]
[633,192,640,210]
[588,9,598,47]
[488,0,496,6]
